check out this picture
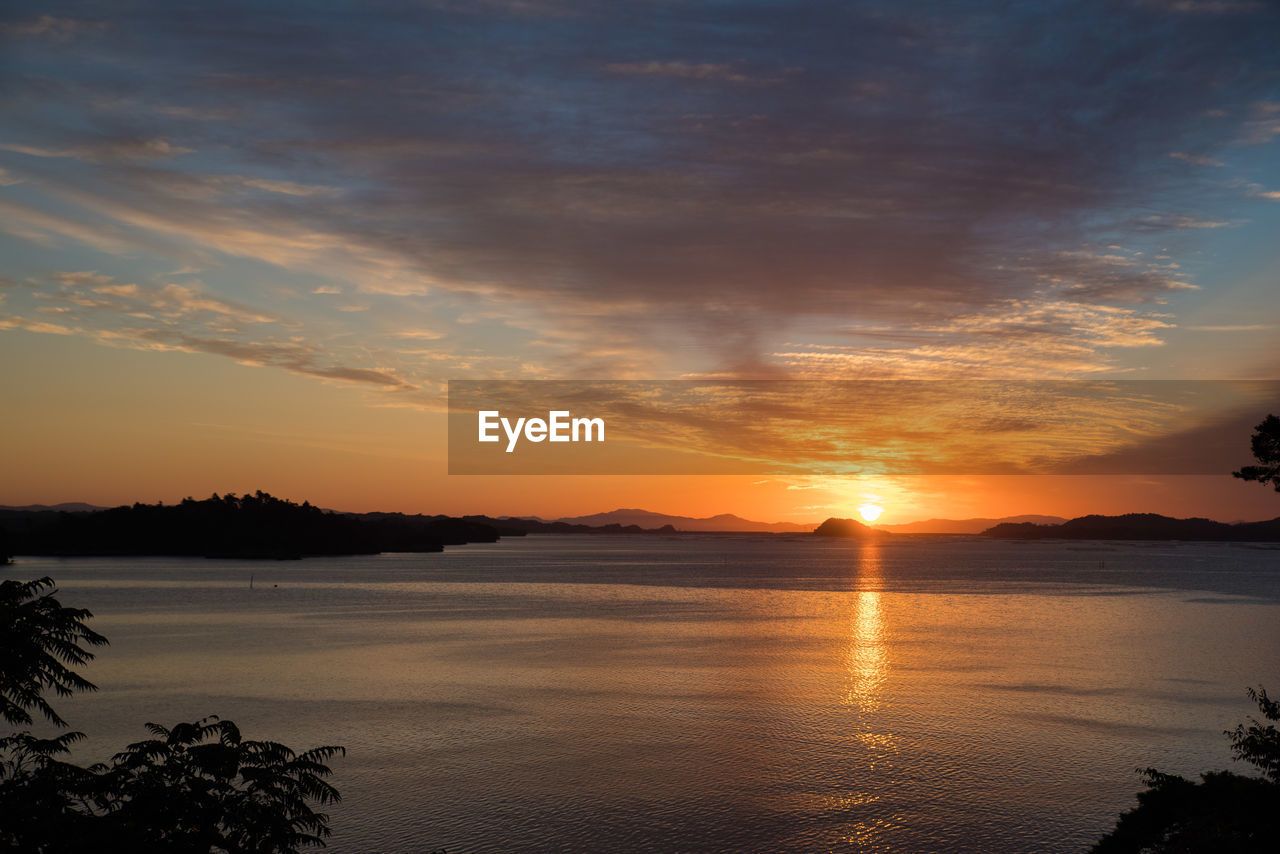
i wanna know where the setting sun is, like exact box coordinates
[858,504,884,522]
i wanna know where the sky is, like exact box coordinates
[1,0,1279,523]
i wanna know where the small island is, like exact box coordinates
[813,517,889,539]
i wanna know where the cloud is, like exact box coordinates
[1184,323,1274,331]
[1169,151,1224,167]
[235,176,341,197]
[770,298,1174,378]
[0,138,192,161]
[937,300,1174,349]
[0,315,75,335]
[0,16,106,40]
[1143,0,1264,13]
[1028,250,1200,304]
[1,268,428,395]
[2,0,1277,384]
[88,96,238,122]
[53,271,116,287]
[145,283,278,324]
[605,62,753,83]
[36,273,278,326]
[1240,101,1280,144]
[114,329,414,389]
[0,198,141,253]
[64,279,278,325]
[1136,214,1231,230]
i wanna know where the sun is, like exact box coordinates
[857,503,883,523]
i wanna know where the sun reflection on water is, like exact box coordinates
[843,543,888,713]
[827,542,900,850]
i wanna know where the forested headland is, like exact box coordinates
[0,492,502,559]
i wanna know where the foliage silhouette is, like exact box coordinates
[0,576,344,853]
[0,577,107,728]
[1233,413,1280,492]
[95,717,342,853]
[1090,687,1280,853]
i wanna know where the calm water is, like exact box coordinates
[9,534,1280,853]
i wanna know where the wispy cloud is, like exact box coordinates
[111,328,414,389]
[1144,0,1264,13]
[0,315,75,335]
[1169,151,1224,167]
[1028,250,1200,304]
[1136,214,1232,230]
[1184,323,1275,331]
[0,138,192,161]
[771,299,1174,378]
[605,61,754,83]
[53,271,116,287]
[235,176,340,197]
[1240,101,1280,144]
[0,15,107,40]
[1,267,430,394]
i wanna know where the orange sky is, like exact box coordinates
[3,332,1275,523]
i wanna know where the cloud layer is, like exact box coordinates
[2,0,1280,384]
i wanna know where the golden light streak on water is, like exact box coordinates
[843,542,888,715]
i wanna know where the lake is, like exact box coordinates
[10,534,1280,852]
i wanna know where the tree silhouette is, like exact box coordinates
[0,577,344,853]
[1233,414,1280,492]
[1091,687,1280,853]
[0,577,106,728]
[1093,426,1280,850]
[87,717,343,853]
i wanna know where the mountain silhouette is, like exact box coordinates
[548,509,814,533]
[0,502,105,513]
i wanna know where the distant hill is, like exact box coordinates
[984,513,1280,542]
[813,518,888,539]
[464,515,676,536]
[877,514,1067,534]
[0,502,104,513]
[550,508,814,533]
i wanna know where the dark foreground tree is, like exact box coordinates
[0,718,344,854]
[0,576,343,853]
[1233,414,1280,492]
[0,577,107,728]
[1091,687,1280,853]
